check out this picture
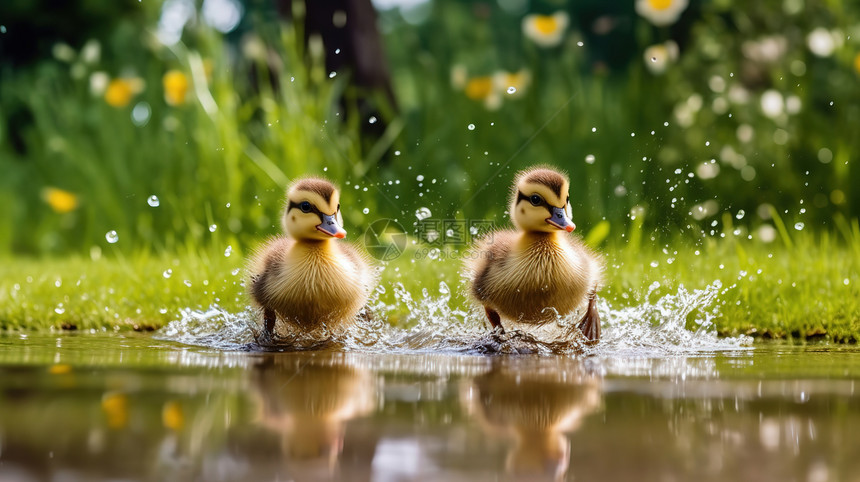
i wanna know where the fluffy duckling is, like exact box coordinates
[467,167,603,341]
[248,178,375,338]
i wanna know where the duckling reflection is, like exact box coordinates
[462,359,601,481]
[251,355,377,480]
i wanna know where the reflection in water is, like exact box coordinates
[250,354,377,480]
[3,336,860,481]
[463,358,602,481]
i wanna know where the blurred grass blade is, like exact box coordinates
[768,205,793,249]
[584,220,610,248]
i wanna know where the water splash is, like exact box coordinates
[158,278,750,356]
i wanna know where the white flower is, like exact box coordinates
[696,162,720,180]
[89,71,110,96]
[80,39,101,65]
[493,69,531,98]
[643,40,679,74]
[785,95,802,115]
[760,90,784,119]
[51,43,76,63]
[450,64,467,90]
[806,27,844,57]
[635,0,688,27]
[522,11,569,48]
[741,35,787,63]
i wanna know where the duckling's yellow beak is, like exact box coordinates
[316,213,347,239]
[546,206,575,232]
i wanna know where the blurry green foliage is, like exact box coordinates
[0,0,859,256]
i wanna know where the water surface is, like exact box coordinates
[1,333,859,481]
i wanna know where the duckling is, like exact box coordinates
[248,178,375,338]
[467,166,603,341]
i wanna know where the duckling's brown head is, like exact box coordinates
[510,167,575,233]
[282,178,346,241]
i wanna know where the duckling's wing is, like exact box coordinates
[247,236,295,306]
[468,230,517,302]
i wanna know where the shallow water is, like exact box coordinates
[1,333,860,481]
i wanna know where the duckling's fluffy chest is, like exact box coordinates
[253,239,369,327]
[477,233,593,322]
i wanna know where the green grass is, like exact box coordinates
[2,230,859,342]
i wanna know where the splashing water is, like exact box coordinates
[158,276,750,356]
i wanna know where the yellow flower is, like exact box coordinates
[494,69,531,97]
[163,70,190,106]
[465,76,494,101]
[101,392,129,429]
[42,187,79,213]
[464,76,501,110]
[643,41,679,75]
[522,12,569,47]
[162,401,184,430]
[49,364,73,375]
[450,64,468,90]
[854,53,860,75]
[104,78,143,107]
[636,0,688,27]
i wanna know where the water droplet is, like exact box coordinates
[415,207,432,220]
[335,48,341,54]
[438,281,450,295]
[845,278,850,286]
[231,268,241,276]
[416,174,425,182]
[0,26,6,34]
[226,202,231,208]
[163,269,173,279]
[290,76,295,82]
[794,222,805,231]
[329,71,337,78]
[585,154,596,164]
[650,261,659,268]
[591,127,597,132]
[394,150,401,156]
[467,123,476,131]
[105,231,119,244]
[576,41,583,47]
[427,248,440,260]
[183,280,192,287]
[209,224,217,232]
[506,86,517,94]
[445,229,454,237]
[54,304,65,315]
[736,209,745,220]
[368,116,378,124]
[147,195,160,207]
[224,245,233,257]
[362,208,370,214]
[131,102,151,127]
[469,226,479,235]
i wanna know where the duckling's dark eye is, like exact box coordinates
[529,194,542,206]
[300,201,312,213]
